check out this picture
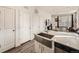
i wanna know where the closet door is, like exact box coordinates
[30,14,40,40]
[20,11,30,44]
[0,7,5,52]
[4,8,15,51]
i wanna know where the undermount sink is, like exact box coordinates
[38,33,54,39]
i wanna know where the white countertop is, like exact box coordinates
[44,30,79,50]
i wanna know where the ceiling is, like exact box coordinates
[8,6,79,15]
[34,6,79,15]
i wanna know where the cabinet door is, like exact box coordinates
[42,46,53,53]
[4,8,15,51]
[20,11,30,44]
[34,40,54,53]
[34,40,41,53]
[40,43,53,53]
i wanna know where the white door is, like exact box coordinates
[20,11,30,44]
[4,8,15,51]
[0,7,5,52]
[0,7,15,52]
[30,14,40,40]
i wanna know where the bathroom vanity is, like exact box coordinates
[34,33,54,53]
[34,30,79,53]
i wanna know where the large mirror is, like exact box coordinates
[51,12,77,32]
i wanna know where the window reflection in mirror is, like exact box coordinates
[51,12,77,32]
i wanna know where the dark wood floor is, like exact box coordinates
[3,40,67,53]
[4,40,35,53]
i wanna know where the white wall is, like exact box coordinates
[39,10,51,32]
[30,7,52,40]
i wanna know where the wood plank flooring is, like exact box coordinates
[4,40,35,53]
[3,40,67,53]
